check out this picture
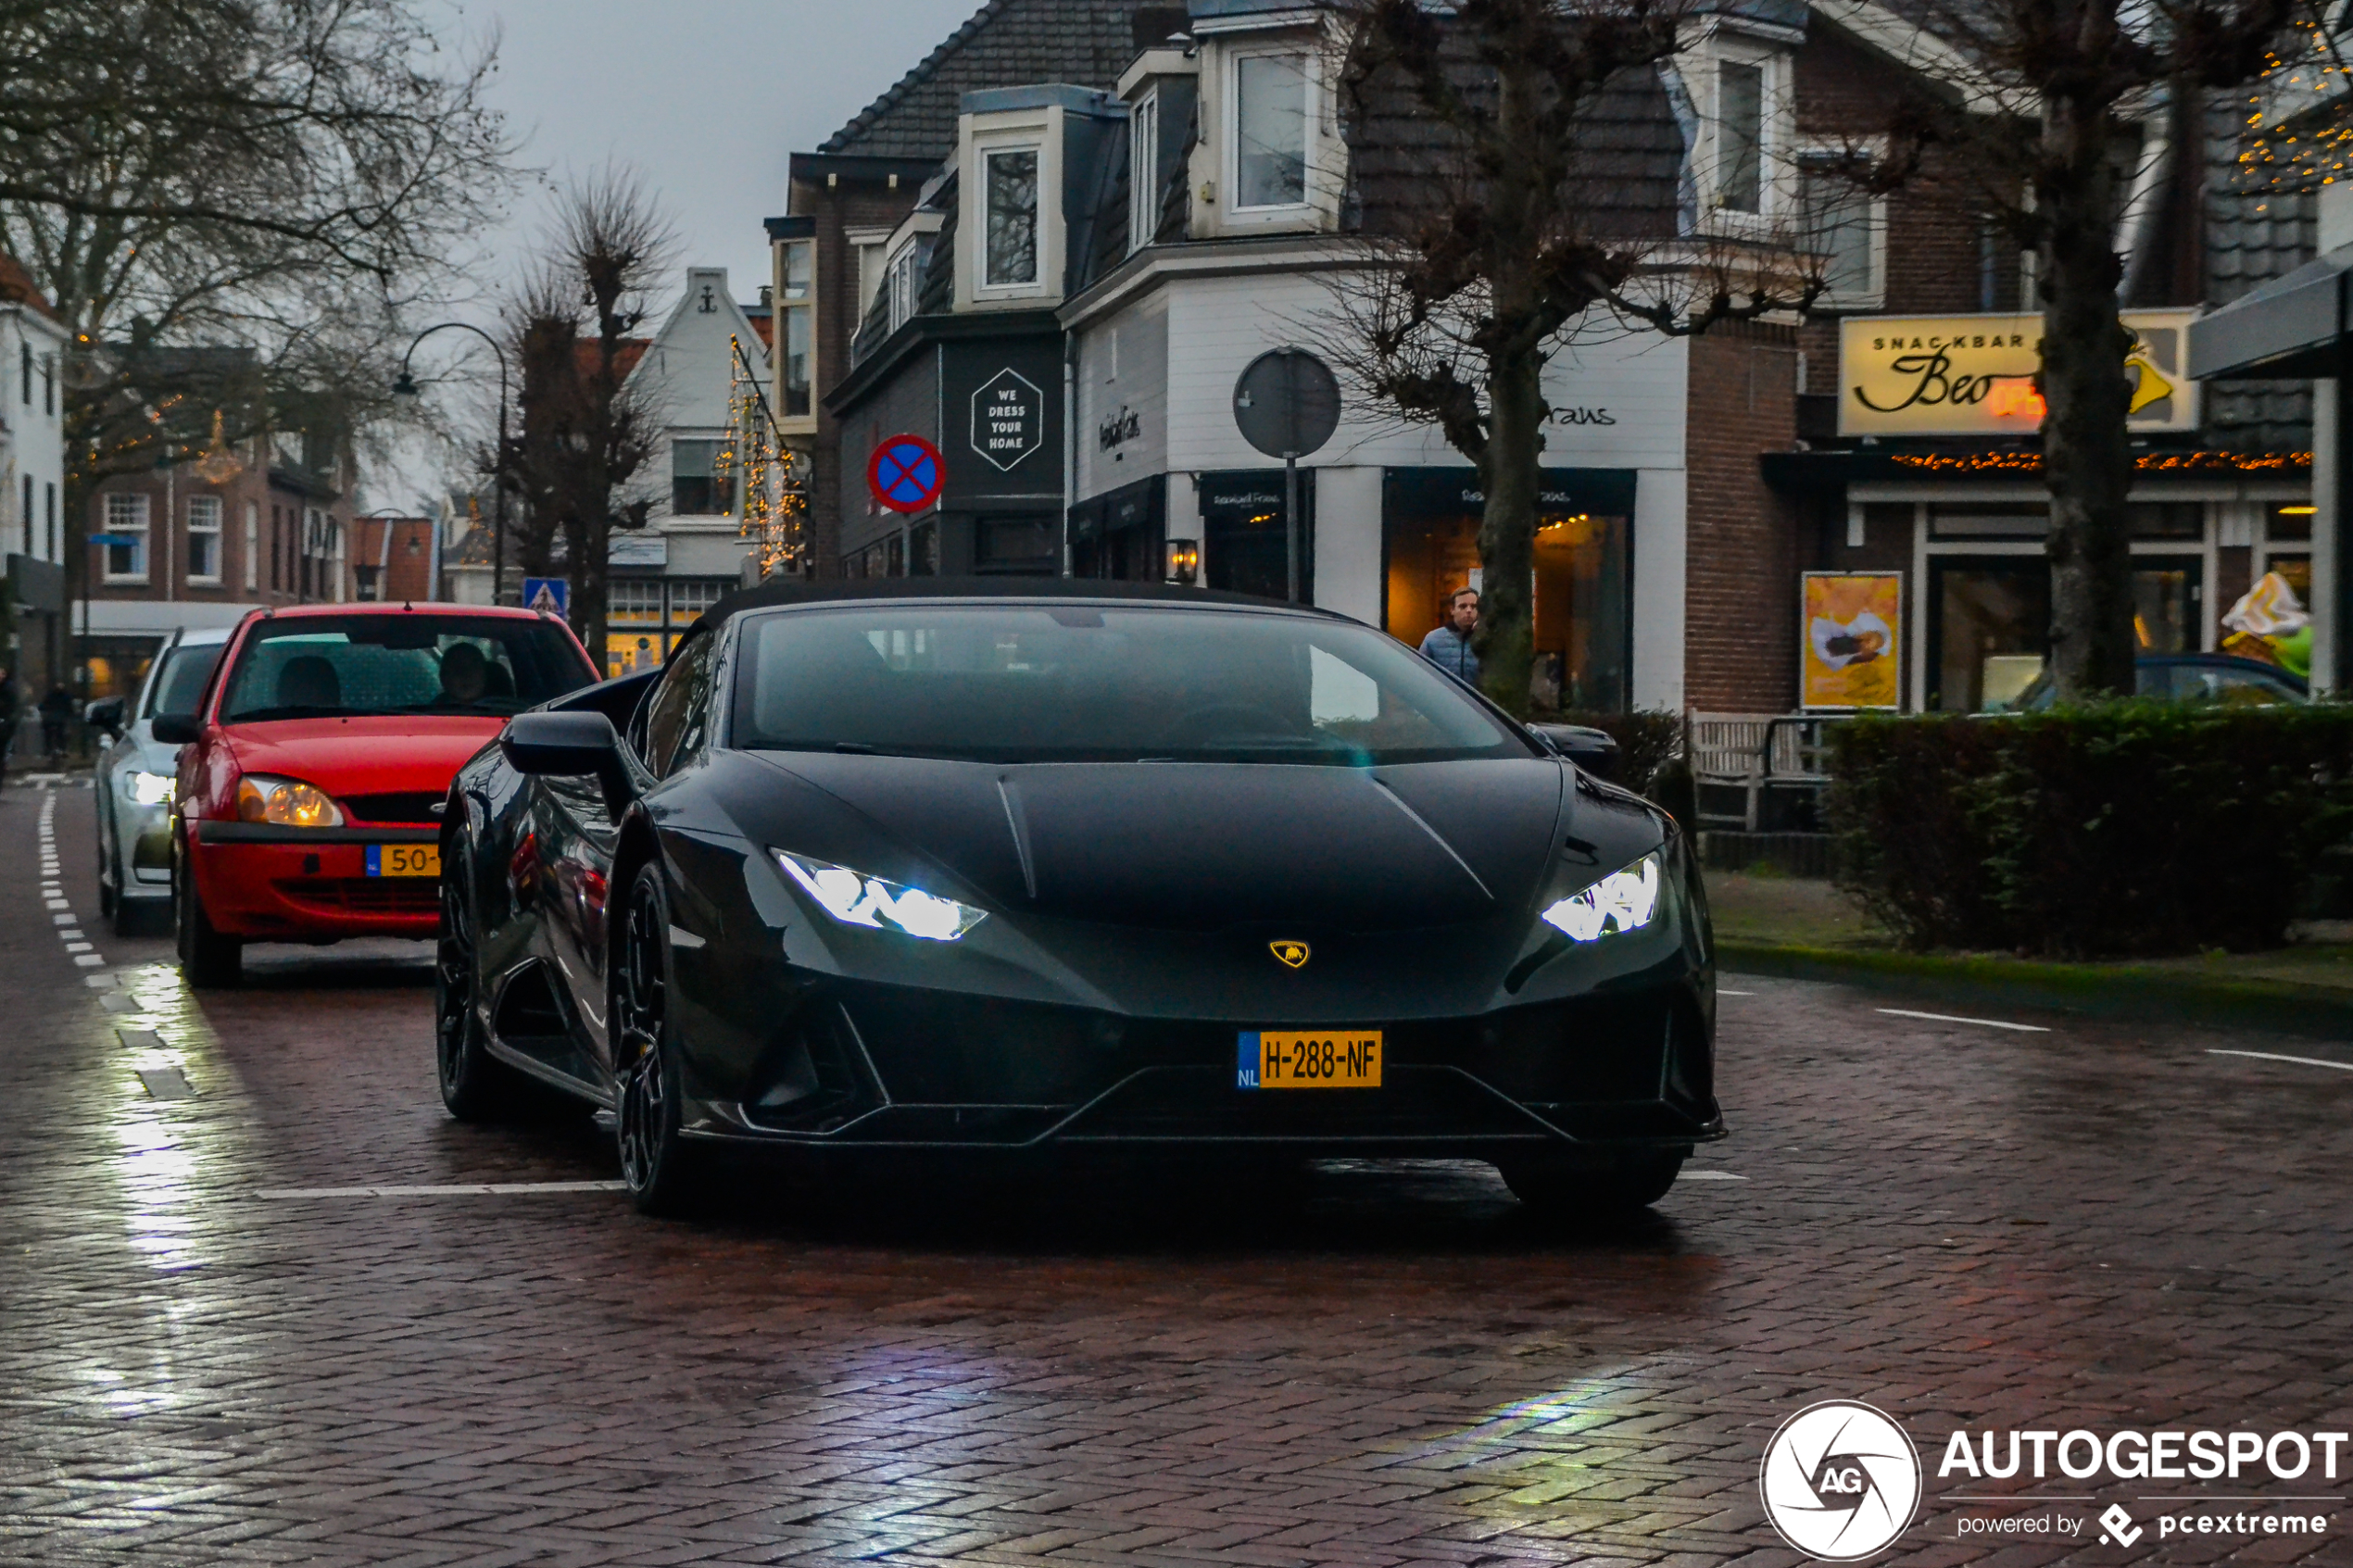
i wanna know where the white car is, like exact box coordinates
[90,628,230,935]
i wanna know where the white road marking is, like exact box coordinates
[135,1068,195,1101]
[1718,989,1756,996]
[2208,1048,2353,1073]
[1680,1170,1749,1181]
[1875,1007,2050,1034]
[73,955,106,968]
[254,1181,629,1198]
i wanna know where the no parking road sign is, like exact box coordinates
[868,433,946,515]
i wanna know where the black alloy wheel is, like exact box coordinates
[173,834,242,989]
[612,860,705,1215]
[1498,1148,1686,1220]
[435,848,531,1120]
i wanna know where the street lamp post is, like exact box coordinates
[394,322,510,606]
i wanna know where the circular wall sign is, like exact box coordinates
[868,433,946,514]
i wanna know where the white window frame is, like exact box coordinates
[1129,88,1161,252]
[848,229,893,318]
[976,142,1046,295]
[1226,43,1317,218]
[103,493,150,583]
[243,501,259,590]
[1693,30,1793,235]
[1795,143,1888,310]
[186,494,224,584]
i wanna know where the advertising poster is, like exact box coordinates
[1802,571,1903,709]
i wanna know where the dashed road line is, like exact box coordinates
[1876,1007,2051,1034]
[254,1181,629,1199]
[135,1068,195,1101]
[1680,1171,1748,1181]
[2208,1048,2353,1073]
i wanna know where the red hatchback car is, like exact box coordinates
[159,603,600,986]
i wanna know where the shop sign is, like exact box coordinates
[1801,572,1902,710]
[1839,311,2198,436]
[972,368,1044,471]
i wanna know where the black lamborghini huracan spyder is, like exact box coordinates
[434,580,1720,1215]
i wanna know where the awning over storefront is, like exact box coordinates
[2186,245,2353,380]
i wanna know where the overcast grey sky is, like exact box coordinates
[459,0,985,302]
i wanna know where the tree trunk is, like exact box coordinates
[2038,94,2138,700]
[1477,345,1543,714]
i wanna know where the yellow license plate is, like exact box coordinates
[367,844,441,878]
[1237,1030,1382,1090]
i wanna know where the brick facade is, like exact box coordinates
[1684,320,1803,710]
[86,448,351,611]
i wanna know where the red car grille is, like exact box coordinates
[274,878,439,917]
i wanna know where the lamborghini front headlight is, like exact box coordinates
[1541,853,1662,942]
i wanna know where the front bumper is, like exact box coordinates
[677,976,1720,1156]
[185,822,441,940]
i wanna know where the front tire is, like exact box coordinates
[612,860,707,1215]
[436,847,533,1121]
[1499,1148,1685,1220]
[174,836,241,988]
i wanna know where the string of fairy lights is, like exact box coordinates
[714,332,809,579]
[2237,15,2353,196]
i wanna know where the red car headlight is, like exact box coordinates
[235,773,346,828]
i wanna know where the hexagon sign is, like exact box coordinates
[971,368,1044,471]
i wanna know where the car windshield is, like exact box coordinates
[146,644,223,720]
[735,602,1531,765]
[218,615,594,722]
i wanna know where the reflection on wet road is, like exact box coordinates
[3,778,2348,1564]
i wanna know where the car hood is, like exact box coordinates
[220,716,501,800]
[732,751,1577,934]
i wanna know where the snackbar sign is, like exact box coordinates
[1838,310,2199,436]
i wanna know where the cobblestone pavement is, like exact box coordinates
[3,777,2350,1567]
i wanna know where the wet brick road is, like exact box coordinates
[4,777,2350,1565]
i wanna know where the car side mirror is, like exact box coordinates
[85,697,126,740]
[1529,722,1620,780]
[501,710,636,815]
[151,713,202,746]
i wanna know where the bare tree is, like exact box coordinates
[1330,0,1824,712]
[1848,0,2300,698]
[0,0,516,586]
[496,171,673,663]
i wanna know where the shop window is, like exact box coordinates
[1233,51,1310,209]
[1930,559,2049,711]
[1930,502,2046,538]
[1129,89,1161,250]
[2132,558,2201,653]
[608,629,665,678]
[667,579,729,625]
[2267,502,2315,542]
[671,440,732,517]
[1203,473,1312,601]
[103,492,150,582]
[983,148,1039,287]
[2128,502,2203,539]
[976,514,1058,572]
[912,520,941,576]
[609,580,663,625]
[1533,513,1630,710]
[187,495,223,583]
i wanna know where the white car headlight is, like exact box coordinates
[125,771,176,807]
[1541,853,1662,942]
[774,849,988,942]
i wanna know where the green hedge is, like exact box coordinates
[1825,705,2353,958]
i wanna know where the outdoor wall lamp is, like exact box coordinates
[1165,538,1200,585]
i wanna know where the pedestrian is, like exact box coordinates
[37,682,73,762]
[1417,587,1481,684]
[0,666,17,784]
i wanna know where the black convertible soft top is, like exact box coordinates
[690,575,1331,635]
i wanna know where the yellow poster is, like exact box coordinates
[1802,573,1902,710]
[1838,310,2198,436]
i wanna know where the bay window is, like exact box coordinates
[984,148,1040,287]
[1234,52,1309,209]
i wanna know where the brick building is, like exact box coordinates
[763,0,2314,716]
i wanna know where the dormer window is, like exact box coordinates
[984,148,1040,286]
[1233,50,1310,209]
[886,241,922,331]
[1692,31,1790,231]
[1716,61,1764,214]
[1128,90,1161,251]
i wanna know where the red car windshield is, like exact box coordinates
[217,616,594,722]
